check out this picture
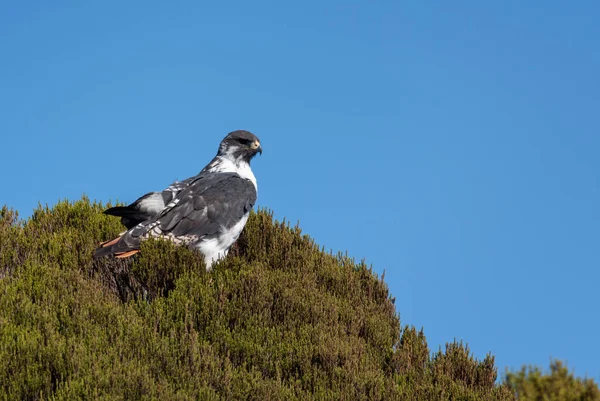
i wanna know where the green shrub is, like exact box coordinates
[1,197,516,400]
[505,359,600,401]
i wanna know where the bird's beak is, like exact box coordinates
[251,140,262,155]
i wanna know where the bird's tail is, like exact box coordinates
[103,205,138,217]
[94,234,140,259]
[103,206,151,230]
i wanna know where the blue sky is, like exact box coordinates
[1,1,599,381]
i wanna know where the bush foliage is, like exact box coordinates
[0,198,594,400]
[506,360,600,401]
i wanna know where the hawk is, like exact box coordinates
[95,130,262,269]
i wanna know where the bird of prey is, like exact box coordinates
[103,131,256,229]
[95,130,262,269]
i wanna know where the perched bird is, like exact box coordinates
[103,130,256,229]
[95,130,262,269]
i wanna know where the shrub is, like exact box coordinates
[0,197,514,400]
[505,359,600,401]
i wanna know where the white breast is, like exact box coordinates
[206,157,257,192]
[235,161,257,191]
[196,212,250,270]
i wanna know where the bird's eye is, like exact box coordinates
[240,139,253,145]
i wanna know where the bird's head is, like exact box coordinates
[218,130,262,163]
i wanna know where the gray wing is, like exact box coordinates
[157,173,257,239]
[158,154,225,208]
[104,155,224,229]
[95,173,256,257]
[103,174,201,229]
[158,175,197,209]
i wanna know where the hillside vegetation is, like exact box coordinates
[506,360,599,401]
[0,198,597,400]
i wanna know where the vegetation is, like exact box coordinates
[506,360,600,401]
[0,198,597,400]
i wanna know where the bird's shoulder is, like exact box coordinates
[188,172,256,197]
[156,172,256,235]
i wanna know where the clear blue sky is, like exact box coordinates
[1,1,599,381]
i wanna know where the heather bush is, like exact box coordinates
[506,360,600,401]
[2,197,584,400]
